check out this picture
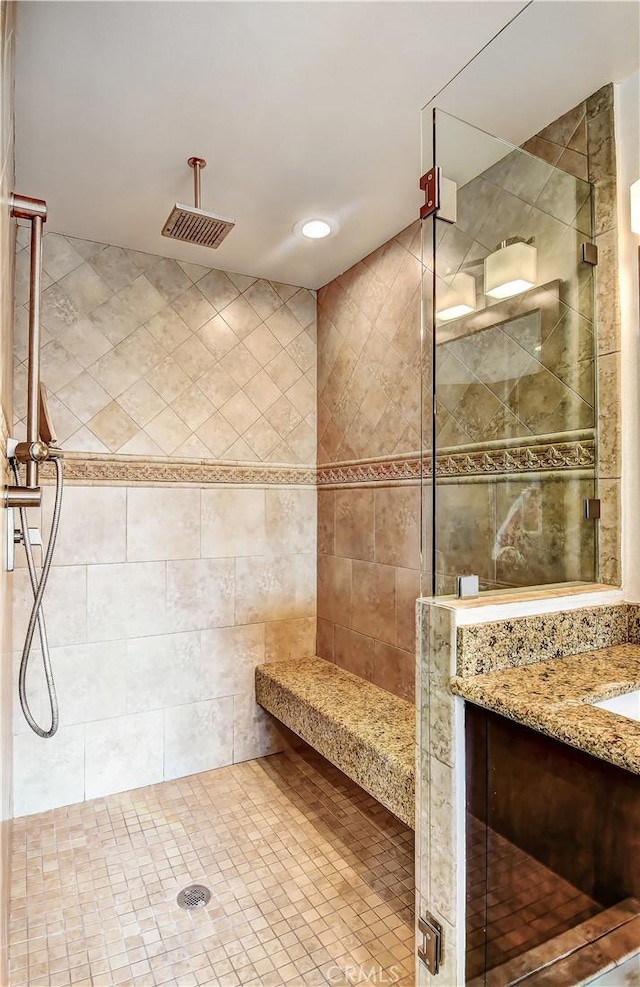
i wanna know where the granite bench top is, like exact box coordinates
[451,643,640,776]
[255,657,415,827]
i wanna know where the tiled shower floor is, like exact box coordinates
[9,747,414,987]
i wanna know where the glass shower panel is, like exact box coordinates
[420,111,436,592]
[432,109,597,595]
[416,108,435,987]
[418,105,599,987]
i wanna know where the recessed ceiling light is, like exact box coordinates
[297,218,333,239]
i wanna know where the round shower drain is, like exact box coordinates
[177,884,211,910]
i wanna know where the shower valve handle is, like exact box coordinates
[14,527,43,562]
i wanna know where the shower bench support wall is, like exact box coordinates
[255,655,416,828]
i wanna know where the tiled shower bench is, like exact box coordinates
[255,656,416,828]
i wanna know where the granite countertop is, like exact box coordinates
[256,657,415,827]
[451,643,640,775]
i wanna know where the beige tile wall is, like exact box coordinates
[434,90,617,460]
[10,230,319,816]
[11,482,316,816]
[526,84,621,584]
[315,226,423,700]
[417,600,464,986]
[317,86,621,693]
[13,232,317,464]
[435,473,597,594]
[317,225,422,464]
[317,483,420,702]
[0,2,15,984]
[436,296,595,447]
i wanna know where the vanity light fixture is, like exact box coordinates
[436,272,476,321]
[484,239,537,299]
[631,180,640,235]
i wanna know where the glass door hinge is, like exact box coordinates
[419,167,457,223]
[418,913,443,975]
[419,168,439,220]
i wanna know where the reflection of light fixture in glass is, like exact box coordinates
[631,180,640,234]
[436,272,476,321]
[484,239,537,299]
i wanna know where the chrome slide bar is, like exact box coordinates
[5,192,50,507]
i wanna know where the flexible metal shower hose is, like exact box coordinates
[11,457,64,738]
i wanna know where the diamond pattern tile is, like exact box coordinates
[13,233,317,464]
[436,308,595,447]
[317,223,422,464]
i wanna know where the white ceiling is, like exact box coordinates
[14,1,640,290]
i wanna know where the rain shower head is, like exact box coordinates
[162,157,235,249]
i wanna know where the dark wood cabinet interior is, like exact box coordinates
[465,705,640,981]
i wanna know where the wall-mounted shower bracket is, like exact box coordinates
[10,193,47,222]
[3,414,61,511]
[3,487,41,509]
[4,438,42,509]
[12,439,52,466]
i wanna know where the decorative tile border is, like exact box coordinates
[318,455,421,485]
[435,438,595,477]
[41,453,316,487]
[44,432,595,488]
[318,435,595,486]
[456,602,630,676]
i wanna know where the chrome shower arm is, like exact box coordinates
[188,156,205,208]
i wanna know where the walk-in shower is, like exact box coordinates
[5,192,64,738]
